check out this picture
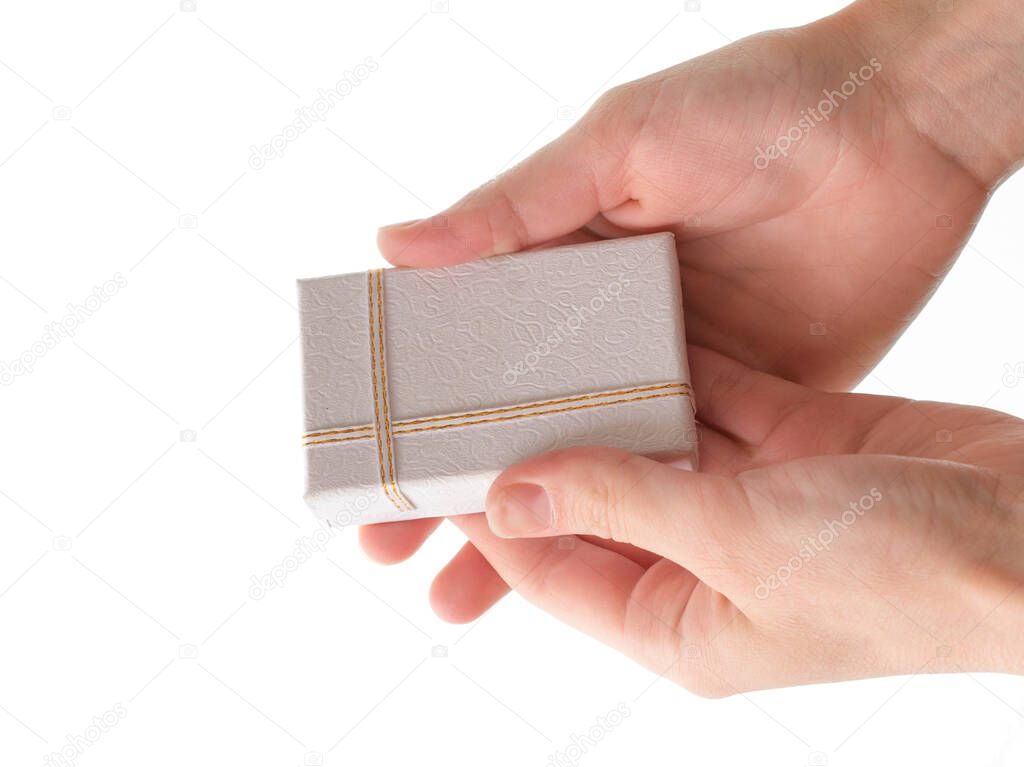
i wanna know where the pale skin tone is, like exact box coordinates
[361,0,1024,692]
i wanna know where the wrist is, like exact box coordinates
[836,0,1024,188]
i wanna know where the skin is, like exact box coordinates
[359,0,1024,691]
[472,347,1024,692]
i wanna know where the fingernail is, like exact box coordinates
[489,483,551,537]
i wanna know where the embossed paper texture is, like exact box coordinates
[299,232,697,526]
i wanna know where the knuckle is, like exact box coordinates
[684,677,732,699]
[481,184,529,255]
[550,481,614,538]
[586,77,657,130]
[548,451,639,541]
[586,83,633,127]
[594,82,630,107]
[671,662,733,698]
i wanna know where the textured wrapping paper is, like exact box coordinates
[299,232,697,526]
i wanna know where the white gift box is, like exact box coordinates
[299,232,697,526]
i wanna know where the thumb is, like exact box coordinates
[378,123,626,267]
[484,446,749,574]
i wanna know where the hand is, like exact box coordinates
[360,0,1024,621]
[459,346,1024,693]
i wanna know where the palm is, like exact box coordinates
[568,25,986,390]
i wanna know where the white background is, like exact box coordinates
[2,1,1023,765]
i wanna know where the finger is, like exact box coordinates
[448,513,746,693]
[378,124,627,267]
[688,344,917,460]
[429,539,510,623]
[688,344,817,447]
[359,517,442,564]
[690,422,755,477]
[448,513,670,649]
[578,536,661,568]
[483,445,751,592]
[427,527,660,625]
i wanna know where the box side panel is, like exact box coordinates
[298,274,374,434]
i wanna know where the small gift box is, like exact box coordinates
[299,232,697,527]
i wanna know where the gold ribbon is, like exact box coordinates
[366,269,413,513]
[303,381,693,446]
